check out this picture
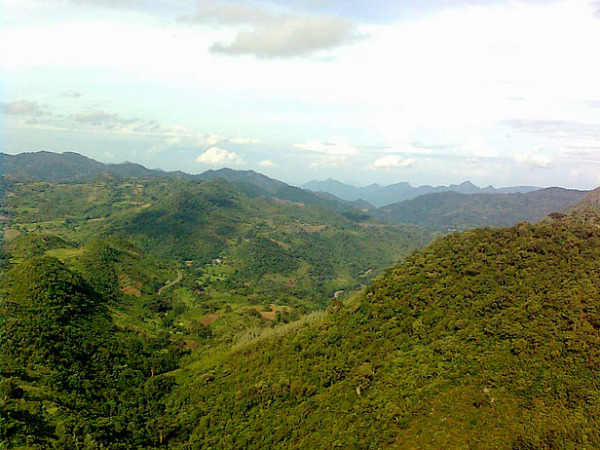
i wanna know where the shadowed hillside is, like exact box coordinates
[379,187,586,231]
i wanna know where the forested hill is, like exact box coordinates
[1,175,427,310]
[0,150,188,182]
[168,211,600,449]
[7,209,600,448]
[1,164,427,448]
[379,187,586,230]
[0,151,371,212]
[0,254,186,448]
[2,151,586,232]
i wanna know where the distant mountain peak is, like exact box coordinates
[302,178,542,207]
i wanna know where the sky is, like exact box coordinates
[1,0,600,189]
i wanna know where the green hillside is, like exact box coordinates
[0,151,188,182]
[0,169,428,448]
[2,177,426,308]
[164,211,600,449]
[0,255,185,449]
[2,151,585,233]
[7,206,600,449]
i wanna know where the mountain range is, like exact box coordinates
[0,151,369,214]
[302,178,540,207]
[378,188,587,230]
[0,151,588,233]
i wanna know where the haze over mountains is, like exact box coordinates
[0,151,588,233]
[302,178,541,207]
[2,151,541,208]
[379,188,587,230]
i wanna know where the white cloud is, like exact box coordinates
[211,15,359,58]
[148,134,229,155]
[258,159,276,167]
[442,131,498,158]
[147,143,167,155]
[514,146,553,169]
[182,1,360,58]
[461,134,498,158]
[1,99,47,116]
[72,110,134,127]
[370,155,415,169]
[386,145,435,155]
[196,146,242,165]
[294,137,358,156]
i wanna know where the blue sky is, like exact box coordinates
[2,0,600,188]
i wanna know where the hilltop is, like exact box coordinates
[0,150,188,182]
[0,151,372,214]
[567,186,600,212]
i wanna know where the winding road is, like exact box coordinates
[157,270,183,295]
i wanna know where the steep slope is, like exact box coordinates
[0,255,183,449]
[168,212,600,449]
[567,186,600,212]
[380,187,586,230]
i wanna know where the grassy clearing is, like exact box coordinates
[45,247,85,259]
[3,228,21,241]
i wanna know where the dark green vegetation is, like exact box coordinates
[1,256,184,449]
[168,211,600,449]
[2,151,598,449]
